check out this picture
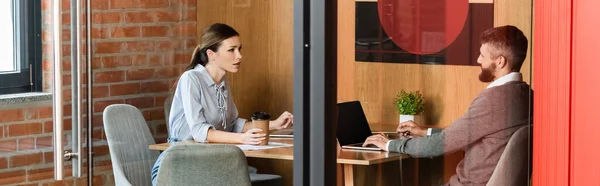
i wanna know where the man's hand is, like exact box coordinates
[269,111,294,130]
[363,134,390,151]
[397,120,428,138]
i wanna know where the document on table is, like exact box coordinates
[236,142,293,151]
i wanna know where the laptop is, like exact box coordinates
[337,101,382,151]
[269,128,294,138]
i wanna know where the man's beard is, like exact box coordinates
[479,63,496,83]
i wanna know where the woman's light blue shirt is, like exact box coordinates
[168,64,246,142]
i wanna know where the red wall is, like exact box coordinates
[534,0,600,185]
[571,0,600,185]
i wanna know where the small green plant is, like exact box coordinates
[393,90,424,115]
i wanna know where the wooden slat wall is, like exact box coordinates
[197,0,294,120]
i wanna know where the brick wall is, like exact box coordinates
[0,0,196,185]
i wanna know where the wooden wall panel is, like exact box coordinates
[494,0,533,84]
[197,0,294,120]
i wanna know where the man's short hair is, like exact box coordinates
[480,25,529,71]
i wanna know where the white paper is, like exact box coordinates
[236,142,293,151]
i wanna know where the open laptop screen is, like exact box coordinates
[336,101,373,146]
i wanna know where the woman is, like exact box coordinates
[151,23,294,185]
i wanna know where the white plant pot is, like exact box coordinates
[399,115,414,124]
[399,114,423,124]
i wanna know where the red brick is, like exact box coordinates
[92,116,104,127]
[23,108,40,120]
[27,167,54,181]
[93,145,110,157]
[94,71,124,83]
[156,40,175,51]
[111,26,140,38]
[171,0,197,7]
[173,24,197,37]
[93,85,110,98]
[91,27,109,39]
[126,69,155,81]
[63,59,72,71]
[143,109,165,121]
[93,100,124,112]
[42,180,75,186]
[91,0,109,10]
[149,55,162,65]
[63,103,73,117]
[125,41,154,52]
[184,10,197,21]
[155,95,168,107]
[185,39,199,50]
[0,170,26,185]
[110,83,141,96]
[92,57,103,69]
[156,67,180,78]
[94,42,123,54]
[92,12,122,24]
[124,12,154,23]
[94,159,113,172]
[42,30,51,42]
[0,126,3,138]
[37,135,68,149]
[17,138,35,151]
[61,0,71,10]
[43,151,53,164]
[0,140,17,152]
[39,107,53,119]
[62,74,72,86]
[102,56,133,68]
[10,153,42,167]
[0,109,24,123]
[141,81,170,93]
[0,157,6,169]
[142,26,169,37]
[41,0,50,10]
[42,59,52,71]
[62,44,72,57]
[62,28,71,41]
[140,0,170,8]
[157,123,168,134]
[174,53,192,64]
[125,97,155,109]
[91,175,106,186]
[92,129,105,142]
[8,123,42,137]
[155,11,177,22]
[110,0,137,8]
[63,13,71,25]
[133,54,148,66]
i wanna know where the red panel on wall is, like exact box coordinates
[533,0,572,185]
[571,0,600,185]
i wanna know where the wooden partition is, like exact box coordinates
[197,0,294,119]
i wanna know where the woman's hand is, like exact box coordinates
[238,128,266,145]
[269,111,294,130]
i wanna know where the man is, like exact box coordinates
[364,25,532,186]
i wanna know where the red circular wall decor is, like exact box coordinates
[378,0,469,54]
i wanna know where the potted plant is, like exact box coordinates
[393,89,425,124]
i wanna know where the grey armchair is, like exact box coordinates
[103,104,160,186]
[487,125,531,186]
[155,143,282,186]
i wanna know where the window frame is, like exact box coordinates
[0,0,42,95]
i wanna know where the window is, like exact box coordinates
[0,0,42,94]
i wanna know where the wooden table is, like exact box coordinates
[149,138,408,186]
